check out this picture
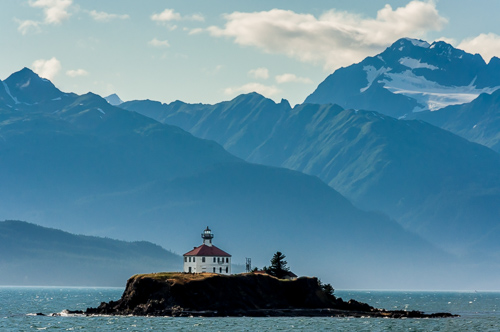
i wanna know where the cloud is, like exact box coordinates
[88,10,129,22]
[189,14,205,22]
[66,69,88,77]
[224,82,281,98]
[17,0,73,34]
[208,1,447,70]
[32,57,62,80]
[458,33,500,62]
[275,73,313,84]
[248,67,269,80]
[151,9,181,22]
[151,9,205,23]
[17,19,41,35]
[188,28,204,35]
[148,38,170,47]
[435,36,457,45]
[30,0,73,24]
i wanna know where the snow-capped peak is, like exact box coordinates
[403,38,430,48]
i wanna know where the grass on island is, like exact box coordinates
[130,272,228,284]
[129,271,291,285]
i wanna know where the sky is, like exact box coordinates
[1,0,500,106]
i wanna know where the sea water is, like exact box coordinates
[0,287,499,331]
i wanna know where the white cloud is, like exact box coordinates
[458,33,500,62]
[435,36,457,45]
[151,9,205,23]
[32,57,62,80]
[189,28,204,35]
[151,9,181,22]
[88,10,129,22]
[189,14,205,22]
[248,67,269,80]
[17,19,41,35]
[30,0,73,24]
[66,69,88,77]
[224,82,281,98]
[208,1,447,70]
[149,38,170,47]
[17,0,73,34]
[275,73,313,84]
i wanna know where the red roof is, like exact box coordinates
[184,244,231,257]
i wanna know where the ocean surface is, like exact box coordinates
[1,287,499,331]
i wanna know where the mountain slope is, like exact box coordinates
[121,94,500,259]
[304,38,500,118]
[410,89,500,153]
[0,68,461,289]
[0,220,181,286]
[105,93,124,106]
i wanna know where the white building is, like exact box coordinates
[183,227,231,274]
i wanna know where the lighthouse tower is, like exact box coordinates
[183,227,231,274]
[202,226,214,246]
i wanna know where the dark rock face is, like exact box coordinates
[83,273,457,318]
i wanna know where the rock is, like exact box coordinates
[78,272,458,318]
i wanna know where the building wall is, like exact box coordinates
[183,256,231,274]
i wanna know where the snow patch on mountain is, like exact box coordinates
[2,82,19,104]
[382,71,500,111]
[360,66,392,92]
[399,57,438,70]
[404,38,430,48]
[20,78,31,89]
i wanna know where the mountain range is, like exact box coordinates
[120,93,500,259]
[2,36,500,289]
[304,38,500,118]
[0,68,465,289]
[409,89,500,153]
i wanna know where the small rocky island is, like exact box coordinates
[77,272,456,318]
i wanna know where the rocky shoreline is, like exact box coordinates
[65,272,458,319]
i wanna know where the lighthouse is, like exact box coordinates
[183,227,231,274]
[202,226,214,246]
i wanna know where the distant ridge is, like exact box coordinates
[410,89,500,153]
[0,220,181,286]
[105,93,124,106]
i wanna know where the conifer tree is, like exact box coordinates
[265,251,290,279]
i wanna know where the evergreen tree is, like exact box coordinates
[318,279,335,301]
[265,251,290,279]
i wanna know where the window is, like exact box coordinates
[219,267,222,273]
[213,267,216,273]
[202,257,205,263]
[213,257,216,263]
[226,267,228,273]
[226,258,229,263]
[193,257,196,262]
[188,267,192,273]
[184,257,187,262]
